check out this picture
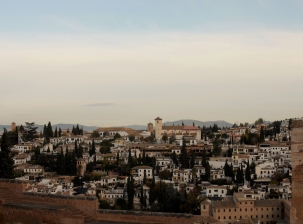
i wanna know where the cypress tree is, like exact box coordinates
[205,161,210,181]
[91,140,96,155]
[142,150,146,165]
[59,148,65,175]
[138,154,142,165]
[171,151,179,166]
[43,124,47,137]
[229,164,234,180]
[78,144,83,158]
[149,173,156,205]
[65,147,70,174]
[180,138,189,168]
[190,151,195,168]
[76,124,80,135]
[0,129,14,178]
[143,172,147,184]
[72,126,75,135]
[54,127,58,137]
[47,122,53,137]
[58,128,62,137]
[128,149,134,168]
[74,141,78,157]
[202,150,207,168]
[116,152,120,166]
[224,160,229,177]
[245,161,251,182]
[71,150,77,175]
[140,186,145,208]
[260,127,265,143]
[127,175,135,209]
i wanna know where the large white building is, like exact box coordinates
[153,117,201,143]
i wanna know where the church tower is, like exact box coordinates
[154,117,162,142]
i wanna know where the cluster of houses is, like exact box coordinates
[5,117,302,224]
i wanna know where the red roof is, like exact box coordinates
[183,126,199,130]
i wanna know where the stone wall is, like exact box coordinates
[96,209,199,224]
[0,204,84,224]
[290,120,303,224]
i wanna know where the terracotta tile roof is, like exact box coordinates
[290,120,303,128]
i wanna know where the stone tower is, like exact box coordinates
[11,122,16,132]
[77,158,86,176]
[200,199,211,216]
[154,117,162,142]
[290,120,303,224]
[147,122,153,133]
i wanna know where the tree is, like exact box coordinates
[116,152,120,166]
[142,150,146,165]
[58,128,62,137]
[212,138,222,157]
[205,161,210,181]
[162,134,168,142]
[57,148,66,175]
[91,130,100,138]
[65,147,70,175]
[260,127,265,143]
[149,173,156,205]
[190,151,195,168]
[159,169,172,180]
[245,161,251,183]
[128,149,134,168]
[140,186,146,208]
[0,129,15,178]
[171,151,179,166]
[47,122,53,137]
[22,122,38,142]
[180,138,189,168]
[129,135,135,142]
[212,124,218,132]
[169,135,176,144]
[202,150,207,168]
[255,118,264,126]
[114,133,121,139]
[236,165,244,185]
[91,140,96,155]
[127,175,135,209]
[54,127,58,137]
[224,160,230,177]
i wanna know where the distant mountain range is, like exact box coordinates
[163,120,233,128]
[0,120,233,133]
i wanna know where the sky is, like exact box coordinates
[0,0,303,126]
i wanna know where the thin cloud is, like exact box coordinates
[84,103,116,107]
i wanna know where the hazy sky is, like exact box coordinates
[1,0,302,126]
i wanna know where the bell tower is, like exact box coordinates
[154,117,162,142]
